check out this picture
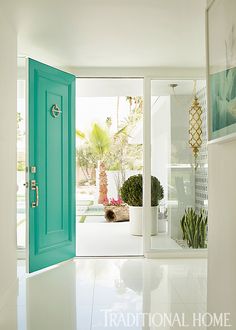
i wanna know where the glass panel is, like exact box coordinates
[150,79,208,251]
[17,58,26,248]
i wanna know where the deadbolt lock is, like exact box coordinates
[31,180,39,208]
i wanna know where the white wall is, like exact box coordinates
[0,7,17,321]
[207,141,236,327]
[206,0,235,325]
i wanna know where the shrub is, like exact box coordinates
[180,208,208,248]
[120,174,164,207]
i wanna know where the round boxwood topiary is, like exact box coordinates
[120,174,164,207]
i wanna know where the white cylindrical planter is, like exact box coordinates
[129,206,158,236]
[158,219,167,233]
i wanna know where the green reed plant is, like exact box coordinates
[180,208,208,248]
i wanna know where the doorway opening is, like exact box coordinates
[16,62,144,257]
[75,78,144,256]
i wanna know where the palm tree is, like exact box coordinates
[89,123,111,204]
[77,124,111,204]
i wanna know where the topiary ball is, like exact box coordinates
[120,174,164,207]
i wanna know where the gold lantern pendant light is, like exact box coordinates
[188,81,203,158]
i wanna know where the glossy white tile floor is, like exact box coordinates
[76,223,181,256]
[2,258,207,330]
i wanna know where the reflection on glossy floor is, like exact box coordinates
[2,258,207,330]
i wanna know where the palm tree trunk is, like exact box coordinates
[98,161,108,204]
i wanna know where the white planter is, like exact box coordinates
[158,219,167,233]
[129,206,158,236]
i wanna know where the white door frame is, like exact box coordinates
[142,77,151,253]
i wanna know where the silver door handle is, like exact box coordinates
[31,180,39,208]
[51,104,62,118]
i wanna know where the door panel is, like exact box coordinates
[28,59,75,273]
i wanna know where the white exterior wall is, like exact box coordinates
[95,170,141,202]
[0,8,17,326]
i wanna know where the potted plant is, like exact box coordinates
[120,174,164,236]
[103,197,129,222]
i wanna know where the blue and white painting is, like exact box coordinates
[210,67,236,133]
[208,0,236,139]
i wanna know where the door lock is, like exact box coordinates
[31,180,39,208]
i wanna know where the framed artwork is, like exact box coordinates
[207,0,236,141]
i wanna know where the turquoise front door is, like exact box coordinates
[28,59,76,273]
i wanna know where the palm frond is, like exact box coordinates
[89,123,111,158]
[76,129,86,139]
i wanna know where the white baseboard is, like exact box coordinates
[145,249,208,259]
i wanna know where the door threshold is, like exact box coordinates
[75,255,144,259]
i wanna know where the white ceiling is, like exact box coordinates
[76,78,206,97]
[2,0,206,69]
[151,79,206,96]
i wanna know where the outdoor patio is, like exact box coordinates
[76,200,181,256]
